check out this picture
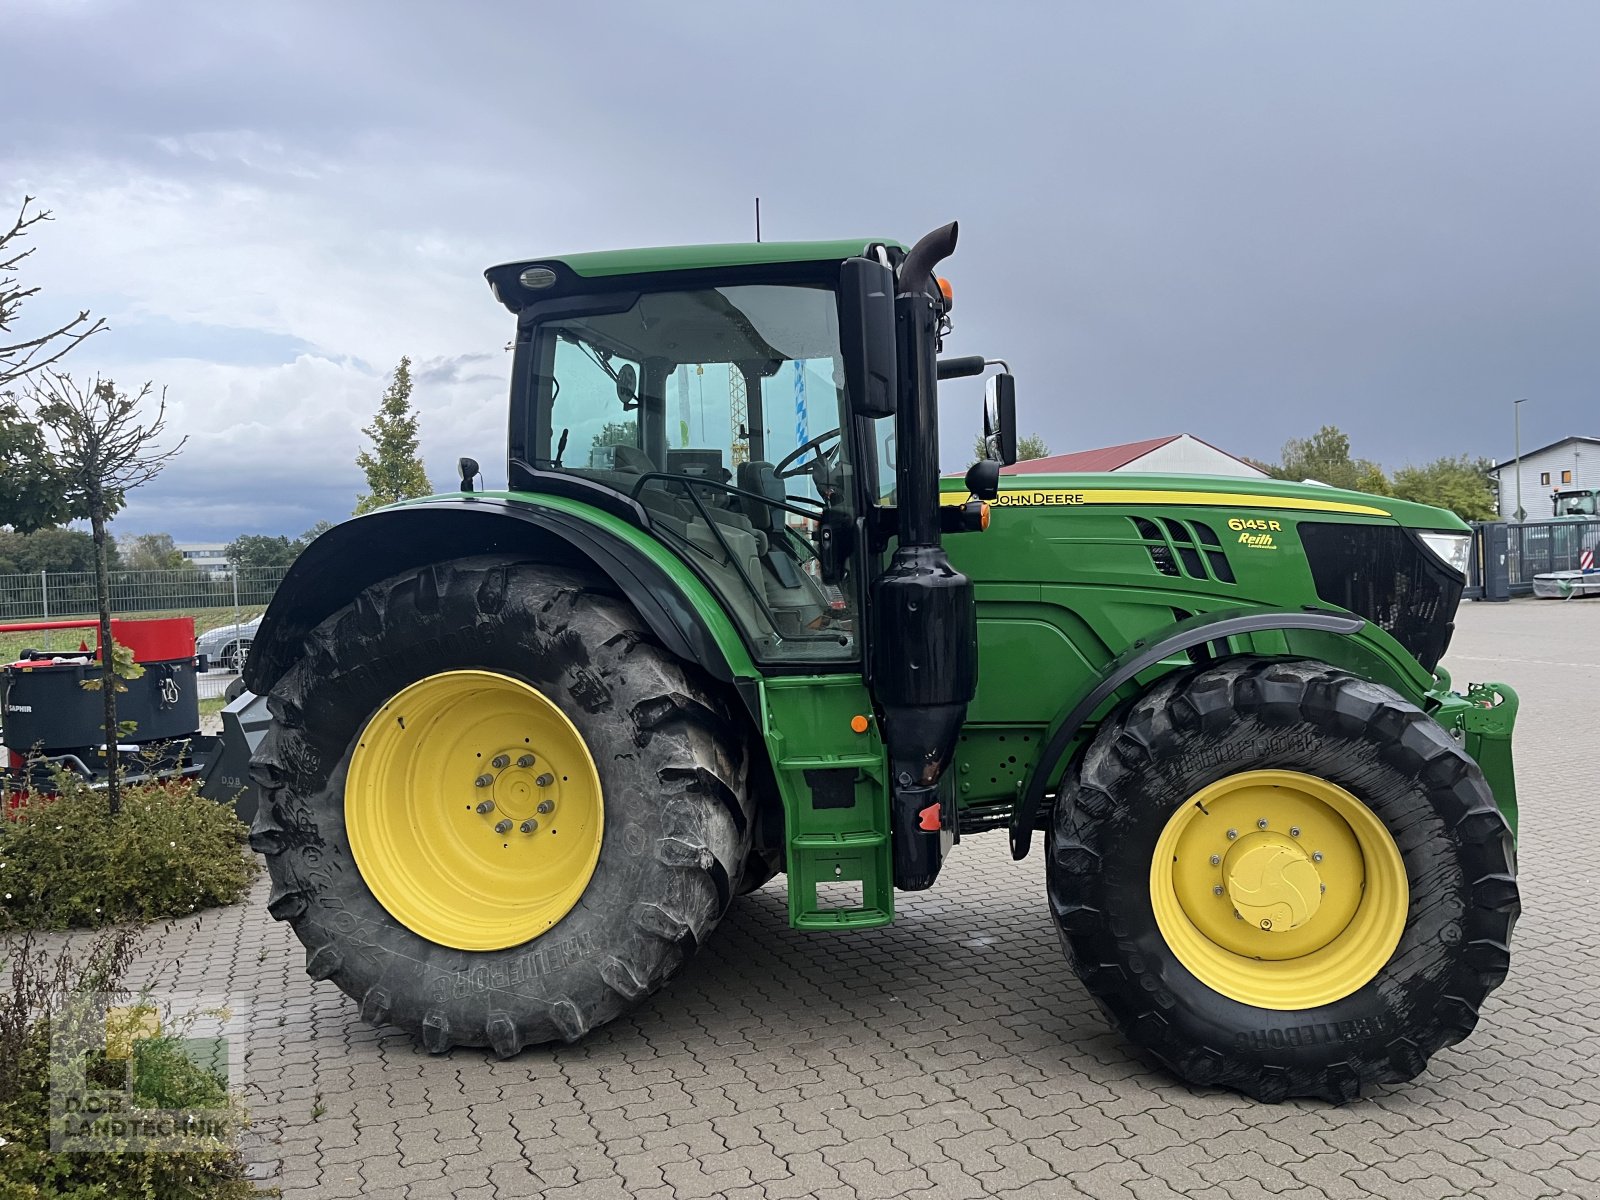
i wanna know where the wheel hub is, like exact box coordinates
[1222,832,1322,932]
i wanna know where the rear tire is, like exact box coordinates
[249,558,753,1055]
[1048,657,1518,1102]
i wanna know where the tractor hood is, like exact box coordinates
[941,471,1470,532]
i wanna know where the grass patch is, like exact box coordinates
[0,929,267,1198]
[199,696,229,719]
[0,777,258,932]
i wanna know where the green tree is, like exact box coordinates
[1271,425,1389,494]
[121,531,186,571]
[596,420,637,446]
[1,197,106,531]
[0,399,73,532]
[971,433,1051,462]
[300,519,334,543]
[35,371,182,816]
[355,357,430,513]
[1390,455,1497,522]
[0,526,105,574]
[226,533,300,569]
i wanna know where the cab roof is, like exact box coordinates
[485,238,903,312]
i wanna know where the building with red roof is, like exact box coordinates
[1001,434,1268,478]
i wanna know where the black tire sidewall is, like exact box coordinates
[1050,659,1516,1099]
[256,559,748,1049]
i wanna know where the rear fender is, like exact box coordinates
[244,497,757,698]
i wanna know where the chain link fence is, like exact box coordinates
[0,566,288,634]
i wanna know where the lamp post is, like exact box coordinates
[1513,398,1528,521]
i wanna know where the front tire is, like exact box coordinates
[1048,657,1518,1101]
[249,558,753,1055]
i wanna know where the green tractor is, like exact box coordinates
[243,223,1519,1101]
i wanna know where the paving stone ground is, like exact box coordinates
[130,599,1600,1198]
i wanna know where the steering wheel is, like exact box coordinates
[773,428,842,480]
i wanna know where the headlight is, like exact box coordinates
[1417,531,1472,574]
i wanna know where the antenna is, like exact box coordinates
[754,196,761,243]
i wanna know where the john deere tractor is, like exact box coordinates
[242,223,1518,1101]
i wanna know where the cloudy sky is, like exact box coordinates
[4,1,1597,541]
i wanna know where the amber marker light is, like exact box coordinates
[850,714,870,734]
[937,277,954,306]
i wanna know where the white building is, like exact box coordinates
[1002,434,1270,479]
[1487,435,1599,520]
[176,542,231,578]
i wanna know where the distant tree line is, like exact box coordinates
[1251,425,1497,522]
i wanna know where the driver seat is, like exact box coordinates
[736,460,805,589]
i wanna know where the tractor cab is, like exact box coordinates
[1553,487,1598,517]
[493,271,871,663]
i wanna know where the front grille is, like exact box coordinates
[1298,523,1462,670]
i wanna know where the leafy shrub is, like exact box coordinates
[0,777,257,931]
[0,930,266,1198]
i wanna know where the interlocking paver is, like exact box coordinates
[125,600,1599,1196]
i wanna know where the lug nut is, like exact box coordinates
[520,819,539,834]
[475,774,493,788]
[1213,885,1225,896]
[1226,828,1238,841]
[537,799,554,815]
[1209,854,1221,866]
[1289,826,1301,838]
[1256,818,1269,830]
[1312,851,1324,863]
[492,754,510,769]
[536,772,554,787]
[495,818,513,834]
[517,755,534,768]
[475,800,496,814]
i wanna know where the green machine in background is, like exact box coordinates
[240,223,1518,1102]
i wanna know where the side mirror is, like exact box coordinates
[458,456,481,492]
[839,257,898,418]
[983,373,1018,466]
[965,458,1001,501]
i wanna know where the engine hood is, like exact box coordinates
[940,471,1469,532]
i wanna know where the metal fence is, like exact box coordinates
[0,565,289,624]
[1465,518,1600,598]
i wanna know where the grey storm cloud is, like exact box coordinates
[2,0,1597,540]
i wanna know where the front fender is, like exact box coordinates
[245,495,758,696]
[1008,606,1399,859]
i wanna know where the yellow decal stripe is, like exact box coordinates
[939,488,1389,517]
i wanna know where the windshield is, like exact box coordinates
[522,283,860,663]
[1555,492,1597,516]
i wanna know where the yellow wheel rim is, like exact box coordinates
[1149,770,1407,1009]
[346,670,604,952]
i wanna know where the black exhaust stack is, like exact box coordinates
[869,222,977,890]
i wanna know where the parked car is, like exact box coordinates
[196,616,261,673]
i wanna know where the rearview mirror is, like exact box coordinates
[839,257,898,418]
[615,363,638,408]
[983,373,1017,466]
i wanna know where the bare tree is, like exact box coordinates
[34,371,185,814]
[1,197,105,391]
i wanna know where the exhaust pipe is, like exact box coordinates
[869,221,977,890]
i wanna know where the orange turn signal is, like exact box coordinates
[979,501,991,530]
[850,714,870,734]
[937,276,953,305]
